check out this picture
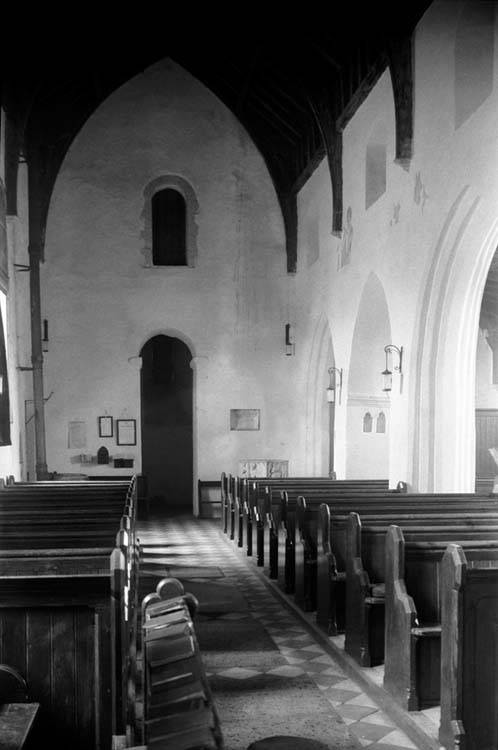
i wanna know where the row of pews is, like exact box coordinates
[0,475,143,750]
[220,473,498,750]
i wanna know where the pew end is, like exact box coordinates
[439,543,498,750]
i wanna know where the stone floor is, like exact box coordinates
[137,513,443,750]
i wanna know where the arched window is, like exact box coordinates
[363,412,373,433]
[376,411,386,434]
[141,176,199,268]
[365,122,387,209]
[152,188,187,266]
[455,1,495,128]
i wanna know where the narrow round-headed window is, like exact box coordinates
[152,188,187,266]
[376,411,386,434]
[363,412,373,433]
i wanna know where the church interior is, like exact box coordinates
[2,1,498,749]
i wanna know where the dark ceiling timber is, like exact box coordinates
[2,4,431,271]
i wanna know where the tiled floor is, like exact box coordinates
[137,514,440,750]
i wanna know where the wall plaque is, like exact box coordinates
[230,409,260,431]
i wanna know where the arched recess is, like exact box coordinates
[140,333,194,511]
[347,273,391,478]
[410,188,498,491]
[304,315,336,476]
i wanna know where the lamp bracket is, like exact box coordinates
[384,345,403,372]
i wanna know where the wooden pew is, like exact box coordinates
[238,477,352,557]
[384,525,498,712]
[0,476,140,749]
[254,480,397,577]
[222,476,376,557]
[285,487,407,608]
[0,547,130,749]
[439,543,498,750]
[345,510,498,668]
[316,494,498,636]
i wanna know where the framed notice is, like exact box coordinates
[230,409,260,431]
[68,421,87,449]
[116,419,136,446]
[98,416,113,438]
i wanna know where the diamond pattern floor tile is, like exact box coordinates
[137,515,427,750]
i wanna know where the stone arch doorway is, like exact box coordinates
[140,335,193,510]
[346,273,391,478]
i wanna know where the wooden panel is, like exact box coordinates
[0,605,106,750]
[475,408,498,478]
[462,577,498,749]
[405,558,440,623]
[440,547,498,750]
[0,611,27,677]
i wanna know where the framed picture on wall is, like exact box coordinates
[98,415,114,438]
[116,418,137,446]
[230,409,260,431]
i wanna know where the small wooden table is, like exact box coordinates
[0,703,39,750]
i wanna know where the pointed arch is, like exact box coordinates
[410,187,498,491]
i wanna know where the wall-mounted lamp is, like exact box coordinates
[42,319,49,354]
[326,366,343,404]
[285,323,295,356]
[382,345,403,392]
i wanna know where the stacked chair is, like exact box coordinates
[141,578,224,750]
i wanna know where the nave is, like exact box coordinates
[138,511,438,750]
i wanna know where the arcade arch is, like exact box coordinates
[346,273,391,479]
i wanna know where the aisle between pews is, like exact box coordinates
[137,512,430,750]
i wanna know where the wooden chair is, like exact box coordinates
[141,578,224,750]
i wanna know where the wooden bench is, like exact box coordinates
[243,478,391,566]
[439,543,498,750]
[384,525,498,712]
[0,476,140,749]
[240,477,373,553]
[252,481,396,578]
[0,548,131,749]
[316,494,498,636]
[280,487,406,607]
[345,510,498,668]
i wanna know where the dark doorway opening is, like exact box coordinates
[141,335,193,509]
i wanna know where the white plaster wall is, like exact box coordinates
[0,123,27,481]
[293,0,498,490]
[346,404,389,479]
[36,1,498,495]
[42,59,294,500]
[476,329,498,408]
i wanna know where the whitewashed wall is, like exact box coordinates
[0,109,27,480]
[41,59,297,504]
[293,0,498,490]
[38,1,498,498]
